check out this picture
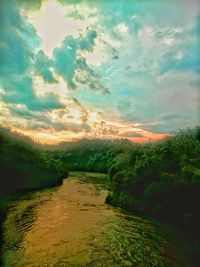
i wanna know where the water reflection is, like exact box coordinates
[1,173,196,267]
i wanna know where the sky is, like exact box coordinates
[0,0,200,144]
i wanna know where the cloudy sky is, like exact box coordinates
[0,0,199,143]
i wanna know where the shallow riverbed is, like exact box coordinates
[1,172,198,267]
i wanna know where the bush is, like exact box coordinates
[107,128,200,241]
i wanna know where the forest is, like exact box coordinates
[0,125,200,244]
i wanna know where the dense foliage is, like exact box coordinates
[1,125,200,242]
[106,127,200,241]
[0,126,68,198]
[48,139,134,173]
[41,127,200,240]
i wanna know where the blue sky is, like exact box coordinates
[0,0,199,143]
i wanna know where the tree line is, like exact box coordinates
[0,125,200,242]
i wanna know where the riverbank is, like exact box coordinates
[1,172,199,266]
[105,128,200,246]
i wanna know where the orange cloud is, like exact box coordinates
[12,118,170,145]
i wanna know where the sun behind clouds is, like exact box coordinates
[0,0,199,144]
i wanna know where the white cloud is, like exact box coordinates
[33,73,68,101]
[115,23,128,34]
[81,32,122,66]
[28,0,97,56]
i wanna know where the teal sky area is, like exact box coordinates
[0,0,199,143]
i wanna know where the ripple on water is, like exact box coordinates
[1,174,198,267]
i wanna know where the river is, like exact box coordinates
[1,172,198,267]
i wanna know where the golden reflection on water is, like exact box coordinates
[2,173,194,267]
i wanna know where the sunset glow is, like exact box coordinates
[0,0,199,144]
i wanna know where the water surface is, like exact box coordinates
[1,172,197,266]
